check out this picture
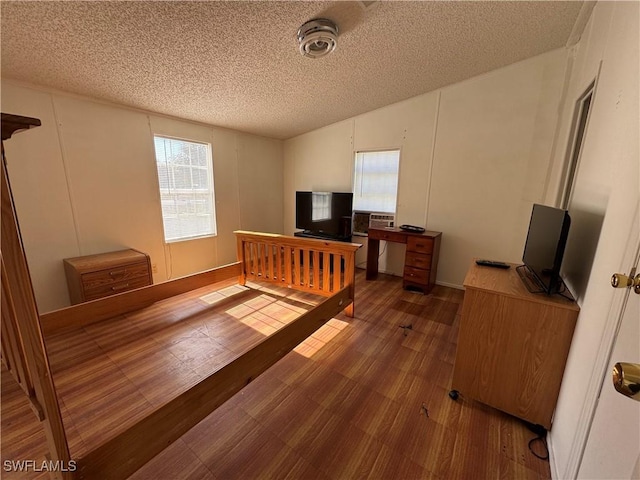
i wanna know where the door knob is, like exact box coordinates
[612,362,640,400]
[611,272,640,294]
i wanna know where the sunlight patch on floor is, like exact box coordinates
[199,285,249,305]
[240,313,279,336]
[294,319,349,358]
[225,303,255,319]
[244,294,278,310]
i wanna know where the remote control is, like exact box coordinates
[475,259,510,269]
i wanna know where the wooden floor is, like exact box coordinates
[1,270,552,479]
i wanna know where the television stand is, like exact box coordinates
[451,260,579,429]
[294,231,352,242]
[516,264,575,301]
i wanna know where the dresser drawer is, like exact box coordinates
[403,266,430,285]
[83,275,151,301]
[64,248,152,304]
[407,236,434,254]
[82,261,150,290]
[405,252,432,270]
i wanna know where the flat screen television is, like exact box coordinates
[295,191,353,238]
[521,203,571,294]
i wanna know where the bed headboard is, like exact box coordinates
[234,230,361,316]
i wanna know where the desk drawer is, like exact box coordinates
[407,236,434,254]
[403,266,430,285]
[405,252,432,270]
[368,229,407,243]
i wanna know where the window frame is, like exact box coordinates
[152,134,217,244]
[352,148,401,215]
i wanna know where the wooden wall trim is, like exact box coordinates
[1,113,41,140]
[40,262,242,335]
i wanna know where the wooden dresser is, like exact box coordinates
[366,227,442,294]
[451,260,579,429]
[63,249,153,304]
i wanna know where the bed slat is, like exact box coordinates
[333,253,342,291]
[322,251,331,293]
[284,246,293,285]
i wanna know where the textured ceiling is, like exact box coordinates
[1,1,584,140]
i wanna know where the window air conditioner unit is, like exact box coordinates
[352,211,371,236]
[352,212,396,235]
[369,213,396,229]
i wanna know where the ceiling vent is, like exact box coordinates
[297,18,338,59]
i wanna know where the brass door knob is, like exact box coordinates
[612,362,640,400]
[611,273,640,294]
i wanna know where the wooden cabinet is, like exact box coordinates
[451,261,579,429]
[63,249,153,304]
[366,228,441,294]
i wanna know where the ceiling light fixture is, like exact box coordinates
[297,18,338,59]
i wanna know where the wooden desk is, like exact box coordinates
[451,261,579,429]
[366,227,441,294]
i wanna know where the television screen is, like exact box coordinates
[522,204,571,294]
[295,191,353,238]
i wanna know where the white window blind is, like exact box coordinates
[153,136,217,242]
[353,150,400,213]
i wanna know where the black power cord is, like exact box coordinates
[524,422,549,461]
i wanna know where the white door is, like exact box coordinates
[578,206,640,479]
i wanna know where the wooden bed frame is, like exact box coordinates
[1,114,361,479]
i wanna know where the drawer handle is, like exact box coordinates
[110,269,127,277]
[111,283,130,291]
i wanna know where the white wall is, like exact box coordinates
[2,82,283,312]
[284,48,568,286]
[237,133,284,234]
[283,92,440,273]
[429,50,567,285]
[546,1,640,478]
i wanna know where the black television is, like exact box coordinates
[521,203,571,295]
[295,191,353,238]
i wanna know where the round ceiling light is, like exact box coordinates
[297,18,338,59]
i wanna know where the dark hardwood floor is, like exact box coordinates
[1,269,551,479]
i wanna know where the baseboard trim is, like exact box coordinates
[547,430,561,480]
[354,268,465,291]
[435,281,464,290]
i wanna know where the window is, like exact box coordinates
[153,135,217,242]
[353,150,400,213]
